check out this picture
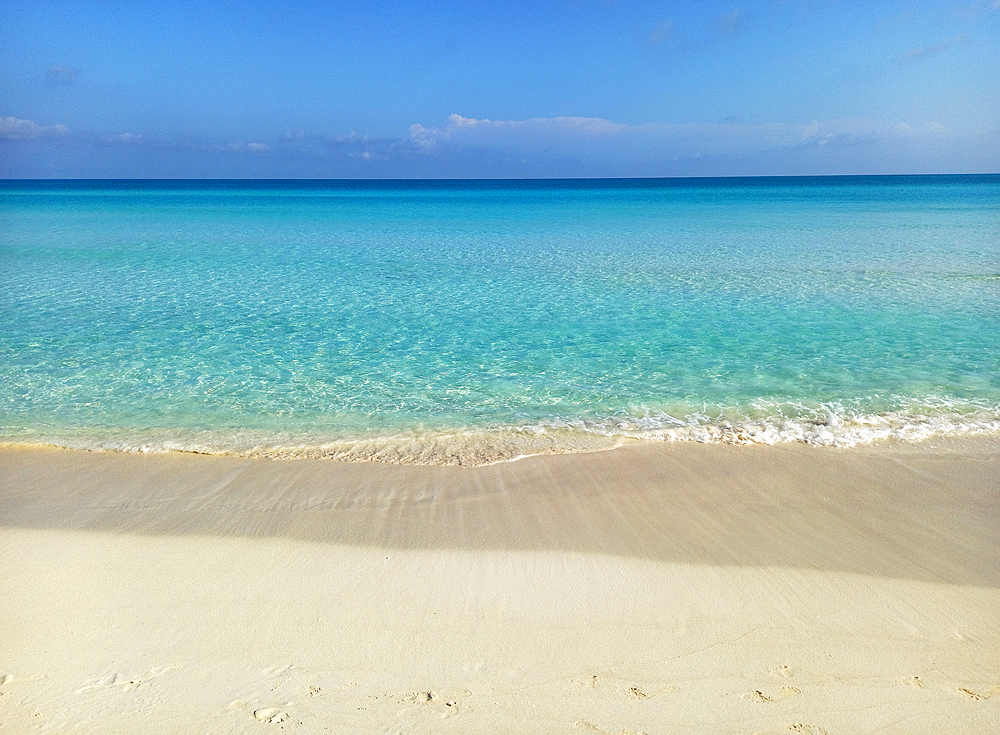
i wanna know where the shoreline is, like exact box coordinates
[3,440,999,733]
[4,406,1000,466]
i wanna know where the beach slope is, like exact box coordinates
[2,441,999,734]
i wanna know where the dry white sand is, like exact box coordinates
[2,440,999,734]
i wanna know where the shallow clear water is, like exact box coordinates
[2,176,999,463]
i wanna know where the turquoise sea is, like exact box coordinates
[2,176,998,464]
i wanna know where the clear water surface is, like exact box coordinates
[2,176,998,464]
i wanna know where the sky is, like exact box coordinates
[2,0,998,178]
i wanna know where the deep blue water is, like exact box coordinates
[2,176,998,464]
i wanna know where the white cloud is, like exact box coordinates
[795,119,877,146]
[0,116,70,140]
[225,141,271,153]
[332,131,379,144]
[400,113,952,174]
[410,113,632,152]
[409,123,438,150]
[100,132,144,145]
[111,115,957,179]
[410,114,894,157]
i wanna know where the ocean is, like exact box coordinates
[2,176,998,465]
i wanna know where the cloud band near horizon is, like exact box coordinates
[1,111,992,179]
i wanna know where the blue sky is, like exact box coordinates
[2,0,998,178]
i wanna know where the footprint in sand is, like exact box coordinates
[439,699,466,718]
[253,708,289,724]
[0,673,46,689]
[790,724,827,735]
[230,700,289,725]
[627,684,677,699]
[769,665,794,678]
[958,685,1000,700]
[570,675,675,700]
[403,690,438,704]
[742,687,801,703]
[902,676,922,688]
[75,665,180,695]
[307,681,356,697]
[76,674,141,694]
[75,674,119,694]
[401,689,473,718]
[574,722,649,735]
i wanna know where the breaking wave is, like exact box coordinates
[4,397,1000,466]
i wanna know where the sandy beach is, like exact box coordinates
[2,440,999,734]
